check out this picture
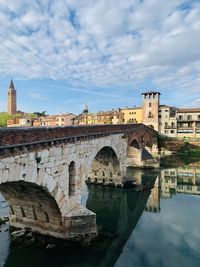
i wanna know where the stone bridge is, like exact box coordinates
[0,124,158,241]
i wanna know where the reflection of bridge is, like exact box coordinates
[0,124,158,240]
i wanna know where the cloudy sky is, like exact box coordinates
[0,0,200,114]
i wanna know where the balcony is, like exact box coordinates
[164,125,176,129]
[177,126,193,129]
[177,118,198,122]
[177,129,193,134]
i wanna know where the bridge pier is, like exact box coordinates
[127,143,159,168]
[0,182,97,241]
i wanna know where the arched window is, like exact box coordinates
[69,161,76,196]
[33,207,37,221]
[20,207,26,218]
[44,211,49,223]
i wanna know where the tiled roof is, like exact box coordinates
[177,108,200,113]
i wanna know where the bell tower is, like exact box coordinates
[142,91,160,131]
[7,79,17,114]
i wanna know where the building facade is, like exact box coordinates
[121,107,142,124]
[158,105,177,137]
[176,109,200,138]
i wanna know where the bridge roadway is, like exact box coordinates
[0,124,159,241]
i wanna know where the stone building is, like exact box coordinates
[33,115,57,126]
[7,79,17,114]
[74,105,123,125]
[7,118,20,127]
[111,109,124,124]
[32,113,76,127]
[55,113,76,126]
[142,91,160,131]
[176,108,200,138]
[19,118,34,127]
[158,105,177,137]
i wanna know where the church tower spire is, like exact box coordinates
[7,79,17,114]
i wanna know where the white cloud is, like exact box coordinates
[29,92,48,100]
[0,0,200,103]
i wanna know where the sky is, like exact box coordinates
[0,0,200,115]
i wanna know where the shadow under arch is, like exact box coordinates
[130,139,140,149]
[0,181,66,238]
[87,146,122,186]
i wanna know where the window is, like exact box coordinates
[148,112,153,118]
[187,115,192,120]
[170,130,174,134]
[149,102,152,107]
[159,115,162,118]
[178,115,183,120]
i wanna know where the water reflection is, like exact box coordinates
[0,165,200,267]
[160,167,200,198]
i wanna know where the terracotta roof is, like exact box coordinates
[177,108,200,113]
[121,107,141,110]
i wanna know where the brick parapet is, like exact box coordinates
[0,124,157,147]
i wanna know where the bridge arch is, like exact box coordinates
[0,181,66,238]
[0,160,67,218]
[84,142,125,186]
[130,139,140,149]
[127,138,141,167]
[88,146,121,185]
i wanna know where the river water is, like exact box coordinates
[0,164,200,267]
